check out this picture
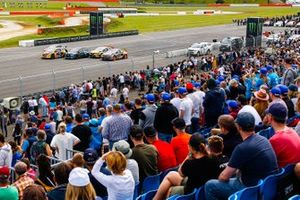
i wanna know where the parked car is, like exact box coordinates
[286,20,296,27]
[296,22,300,27]
[90,46,112,58]
[219,37,243,52]
[65,47,90,59]
[266,34,280,44]
[41,45,67,59]
[102,48,128,61]
[274,21,284,27]
[187,42,214,56]
[263,20,273,26]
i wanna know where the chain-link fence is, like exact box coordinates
[0,52,187,98]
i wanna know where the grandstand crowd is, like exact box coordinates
[0,29,300,200]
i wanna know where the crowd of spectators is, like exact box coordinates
[0,28,300,200]
[233,14,299,26]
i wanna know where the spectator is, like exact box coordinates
[65,116,74,133]
[205,112,279,200]
[89,118,102,152]
[226,100,240,119]
[66,167,97,200]
[203,78,225,127]
[83,148,108,198]
[23,184,47,200]
[282,57,297,86]
[178,86,194,131]
[269,87,287,109]
[102,104,132,149]
[253,89,269,119]
[9,141,22,167]
[20,158,36,180]
[130,125,158,182]
[139,93,157,129]
[154,92,179,142]
[47,162,72,200]
[144,126,177,172]
[35,155,55,191]
[70,153,85,168]
[50,122,80,160]
[217,115,242,158]
[71,114,92,152]
[92,151,135,200]
[130,98,143,125]
[268,103,300,167]
[21,128,37,161]
[44,123,54,145]
[279,85,296,118]
[12,123,22,145]
[12,161,34,200]
[153,134,219,200]
[0,133,12,167]
[237,95,262,126]
[30,130,52,163]
[170,118,191,166]
[0,166,18,200]
[112,140,139,184]
[170,90,182,113]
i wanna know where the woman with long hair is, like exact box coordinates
[252,89,269,119]
[35,154,55,192]
[92,151,135,200]
[153,133,220,200]
[65,167,97,200]
[23,184,47,200]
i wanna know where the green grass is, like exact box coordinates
[0,15,63,27]
[107,7,300,32]
[0,25,88,48]
[0,24,3,28]
[1,2,88,11]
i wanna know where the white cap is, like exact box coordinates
[68,167,90,187]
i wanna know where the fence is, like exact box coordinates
[66,148,83,160]
[0,51,187,98]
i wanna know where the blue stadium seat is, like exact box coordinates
[175,189,197,200]
[167,194,179,200]
[195,186,205,200]
[289,195,300,200]
[231,179,263,200]
[257,127,274,139]
[260,168,285,200]
[136,190,157,200]
[133,183,140,200]
[141,173,161,194]
[160,166,179,182]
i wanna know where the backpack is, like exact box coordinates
[30,141,46,163]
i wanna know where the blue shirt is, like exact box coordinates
[228,134,278,186]
[268,73,279,88]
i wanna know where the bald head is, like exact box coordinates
[15,161,28,176]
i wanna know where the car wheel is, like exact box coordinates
[51,54,55,59]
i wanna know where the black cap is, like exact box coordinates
[235,112,255,131]
[172,118,186,129]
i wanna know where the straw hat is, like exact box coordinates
[254,89,269,101]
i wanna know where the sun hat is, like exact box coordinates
[112,140,132,159]
[254,89,269,101]
[68,167,90,187]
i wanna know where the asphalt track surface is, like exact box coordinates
[0,24,283,98]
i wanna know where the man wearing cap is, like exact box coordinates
[139,93,157,129]
[154,92,179,142]
[83,148,108,198]
[144,126,177,172]
[268,87,287,109]
[130,125,158,182]
[13,161,34,200]
[205,112,278,200]
[102,104,133,149]
[112,140,139,184]
[282,57,297,86]
[255,68,269,91]
[170,118,191,166]
[227,100,240,119]
[71,114,92,152]
[0,166,18,200]
[278,85,295,118]
[268,103,300,168]
[177,87,194,131]
[267,65,279,88]
[203,79,226,127]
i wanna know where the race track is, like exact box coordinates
[0,24,283,98]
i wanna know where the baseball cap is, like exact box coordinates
[278,85,288,95]
[292,64,298,69]
[260,67,268,75]
[235,112,255,131]
[177,87,187,95]
[161,92,171,101]
[83,148,99,164]
[193,82,201,88]
[232,75,240,81]
[218,76,225,82]
[266,65,273,71]
[69,167,90,187]
[186,82,194,91]
[171,117,186,129]
[89,118,98,126]
[174,80,179,86]
[112,140,132,159]
[226,100,239,109]
[145,93,155,103]
[0,166,10,179]
[270,87,281,97]
[44,124,51,130]
[143,126,157,138]
[267,103,288,121]
[82,113,90,120]
[288,84,298,92]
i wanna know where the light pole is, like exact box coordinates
[152,50,160,69]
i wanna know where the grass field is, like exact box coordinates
[1,2,88,11]
[107,7,300,32]
[0,16,63,27]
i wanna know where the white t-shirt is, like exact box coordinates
[110,88,118,98]
[238,105,262,126]
[50,133,80,161]
[179,97,194,126]
[193,90,205,115]
[123,87,129,98]
[0,143,12,168]
[187,93,201,118]
[56,110,63,121]
[119,75,125,83]
[170,97,182,113]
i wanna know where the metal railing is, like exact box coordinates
[66,148,83,160]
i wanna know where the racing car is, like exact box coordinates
[102,48,128,61]
[65,47,90,60]
[41,45,68,59]
[90,46,112,58]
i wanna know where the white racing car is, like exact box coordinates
[187,42,214,56]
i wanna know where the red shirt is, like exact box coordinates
[171,133,191,166]
[153,139,177,171]
[270,128,300,168]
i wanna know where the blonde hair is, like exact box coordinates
[106,151,127,175]
[57,122,66,134]
[65,183,96,200]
